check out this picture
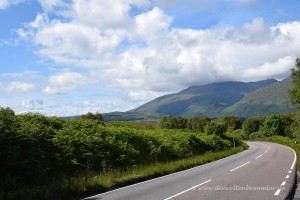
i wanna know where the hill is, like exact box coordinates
[130,79,278,118]
[222,77,296,118]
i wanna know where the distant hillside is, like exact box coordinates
[102,112,161,122]
[131,79,278,118]
[222,77,296,118]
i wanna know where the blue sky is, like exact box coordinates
[0,0,300,116]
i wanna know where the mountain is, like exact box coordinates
[131,79,278,118]
[222,77,296,118]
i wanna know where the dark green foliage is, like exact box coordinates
[242,116,265,135]
[159,116,187,129]
[289,58,300,109]
[204,121,227,137]
[81,112,103,123]
[216,115,242,132]
[187,115,210,131]
[0,107,238,199]
[260,115,283,137]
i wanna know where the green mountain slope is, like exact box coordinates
[222,77,296,118]
[131,79,278,118]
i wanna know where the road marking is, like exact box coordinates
[290,148,297,170]
[164,180,211,200]
[264,149,269,153]
[289,170,292,174]
[230,161,251,172]
[84,147,251,199]
[285,175,289,179]
[256,154,263,159]
[274,189,281,196]
[274,181,287,196]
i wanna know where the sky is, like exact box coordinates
[0,0,300,116]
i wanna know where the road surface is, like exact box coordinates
[83,142,297,200]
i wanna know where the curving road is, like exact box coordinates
[83,142,297,200]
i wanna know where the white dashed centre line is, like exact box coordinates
[230,161,251,172]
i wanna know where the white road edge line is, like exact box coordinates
[285,175,289,179]
[274,189,281,196]
[274,147,297,197]
[290,147,297,170]
[164,180,212,200]
[256,154,263,159]
[274,181,287,196]
[230,161,251,172]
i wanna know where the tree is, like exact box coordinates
[187,115,210,131]
[260,115,283,137]
[81,112,103,123]
[217,116,242,132]
[242,116,265,135]
[289,58,300,110]
[205,121,227,137]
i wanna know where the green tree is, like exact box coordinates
[205,121,227,137]
[289,58,300,109]
[187,115,210,131]
[217,116,242,132]
[81,112,103,123]
[260,115,283,137]
[159,116,187,129]
[242,116,265,135]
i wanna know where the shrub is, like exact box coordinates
[205,121,227,137]
[260,115,283,137]
[242,116,265,135]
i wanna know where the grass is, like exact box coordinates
[2,145,247,200]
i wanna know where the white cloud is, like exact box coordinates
[43,71,87,94]
[21,99,44,110]
[16,0,300,115]
[238,0,259,4]
[0,0,24,9]
[0,82,35,93]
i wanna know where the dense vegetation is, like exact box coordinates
[0,108,243,199]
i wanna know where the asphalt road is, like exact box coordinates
[83,142,297,200]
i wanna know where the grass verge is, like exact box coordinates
[2,144,247,200]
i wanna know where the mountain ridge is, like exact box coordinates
[130,79,279,118]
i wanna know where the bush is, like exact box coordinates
[187,115,210,131]
[205,121,227,137]
[260,115,283,137]
[216,116,242,132]
[242,116,265,136]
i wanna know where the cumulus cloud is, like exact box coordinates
[21,99,44,111]
[43,71,87,94]
[0,79,35,94]
[0,0,24,9]
[16,0,300,115]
